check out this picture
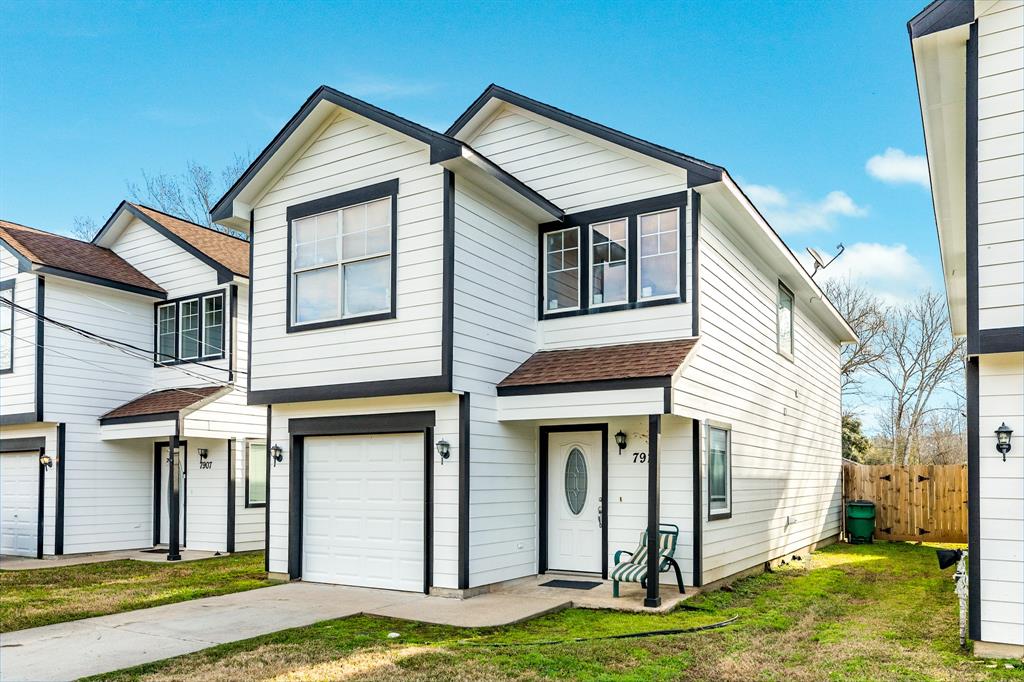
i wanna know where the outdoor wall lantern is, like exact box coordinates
[996,423,1013,461]
[198,448,209,460]
[39,453,53,470]
[614,430,628,454]
[436,439,451,464]
[270,444,284,467]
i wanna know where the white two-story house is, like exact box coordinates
[212,84,856,603]
[0,204,266,560]
[910,0,1024,657]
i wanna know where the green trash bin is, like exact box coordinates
[846,500,875,544]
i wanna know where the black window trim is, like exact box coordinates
[153,288,229,367]
[201,293,225,359]
[777,279,795,362]
[538,191,687,320]
[285,179,399,333]
[707,423,732,521]
[244,440,267,508]
[0,278,14,375]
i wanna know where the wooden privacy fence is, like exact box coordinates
[842,462,968,543]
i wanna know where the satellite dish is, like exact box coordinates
[806,244,845,278]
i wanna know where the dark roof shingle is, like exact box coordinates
[0,220,165,294]
[498,338,699,389]
[130,204,249,276]
[100,386,225,421]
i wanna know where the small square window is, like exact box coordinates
[708,426,731,519]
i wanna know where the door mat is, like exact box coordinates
[539,579,602,590]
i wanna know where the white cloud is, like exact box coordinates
[803,242,931,306]
[865,148,930,188]
[745,184,867,233]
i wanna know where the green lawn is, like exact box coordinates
[0,551,275,632]
[88,542,1024,682]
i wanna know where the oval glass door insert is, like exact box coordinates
[564,447,588,515]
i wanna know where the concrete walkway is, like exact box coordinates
[0,548,220,570]
[0,582,570,682]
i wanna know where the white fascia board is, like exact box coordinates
[99,419,178,441]
[911,26,970,337]
[497,387,666,421]
[442,148,564,223]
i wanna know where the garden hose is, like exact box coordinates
[458,615,739,647]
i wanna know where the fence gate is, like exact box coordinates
[842,462,968,543]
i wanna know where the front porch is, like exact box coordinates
[491,573,698,613]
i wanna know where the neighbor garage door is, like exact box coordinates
[302,433,423,591]
[0,453,39,556]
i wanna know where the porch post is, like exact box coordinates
[645,414,661,608]
[167,435,182,561]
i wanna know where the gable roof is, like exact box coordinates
[908,0,974,39]
[0,219,166,297]
[446,84,726,187]
[99,385,227,423]
[498,338,698,392]
[94,202,249,281]
[210,85,563,230]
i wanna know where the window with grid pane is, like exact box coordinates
[544,227,579,311]
[156,304,175,362]
[638,209,679,300]
[202,294,224,357]
[179,299,199,360]
[292,196,391,324]
[591,219,628,306]
[0,286,12,372]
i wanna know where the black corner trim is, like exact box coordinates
[977,326,1024,354]
[966,22,980,355]
[247,210,255,397]
[908,0,974,39]
[447,85,724,186]
[55,423,66,555]
[227,438,236,554]
[0,436,46,452]
[37,449,46,559]
[497,376,671,397]
[691,418,702,587]
[152,443,162,546]
[288,410,436,436]
[248,375,451,406]
[35,277,44,422]
[644,414,661,607]
[33,265,167,299]
[458,392,470,589]
[211,85,463,223]
[264,405,271,573]
[967,356,980,641]
[100,411,179,426]
[691,191,701,336]
[442,170,456,390]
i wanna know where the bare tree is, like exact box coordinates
[127,153,251,230]
[871,290,966,465]
[823,277,886,395]
[69,216,99,241]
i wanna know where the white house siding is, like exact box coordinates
[675,200,843,584]
[0,422,57,554]
[267,393,460,588]
[978,351,1024,645]
[41,278,156,553]
[976,1,1024,330]
[0,253,37,417]
[111,217,221,300]
[234,438,265,551]
[465,103,688,214]
[250,109,445,393]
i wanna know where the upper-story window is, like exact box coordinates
[154,291,226,365]
[0,281,12,373]
[777,281,794,359]
[287,180,398,332]
[540,193,686,319]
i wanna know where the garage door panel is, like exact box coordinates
[302,433,424,592]
[1,453,39,557]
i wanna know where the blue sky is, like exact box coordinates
[2,0,935,307]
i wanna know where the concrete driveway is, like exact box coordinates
[0,582,568,682]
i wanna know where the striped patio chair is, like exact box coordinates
[610,523,685,598]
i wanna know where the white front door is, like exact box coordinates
[158,443,186,546]
[548,431,602,573]
[302,433,424,592]
[0,452,39,557]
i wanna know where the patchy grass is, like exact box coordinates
[0,551,275,632]
[89,542,1024,682]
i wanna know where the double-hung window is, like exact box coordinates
[708,425,731,519]
[290,188,395,328]
[0,283,13,373]
[154,291,226,364]
[590,219,628,306]
[245,442,267,507]
[544,227,580,312]
[777,281,794,359]
[638,208,680,300]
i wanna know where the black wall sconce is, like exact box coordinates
[271,444,284,467]
[198,448,209,461]
[614,430,627,455]
[436,439,450,464]
[39,453,53,470]
[996,423,1013,461]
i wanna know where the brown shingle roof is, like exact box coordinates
[498,338,699,389]
[130,204,249,276]
[100,386,225,421]
[0,220,165,295]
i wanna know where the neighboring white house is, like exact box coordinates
[212,83,856,604]
[0,204,266,559]
[910,0,1024,658]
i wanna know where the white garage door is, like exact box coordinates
[303,433,424,592]
[0,453,39,557]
